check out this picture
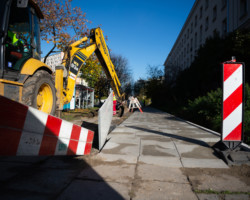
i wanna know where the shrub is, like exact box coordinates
[183,84,250,144]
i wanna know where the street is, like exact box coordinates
[0,107,249,200]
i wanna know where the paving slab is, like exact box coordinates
[108,136,140,144]
[2,168,77,195]
[188,173,250,192]
[181,158,228,168]
[94,152,138,164]
[0,162,32,181]
[196,194,220,200]
[102,142,140,156]
[180,145,220,159]
[132,181,197,200]
[77,163,136,183]
[141,143,179,157]
[57,180,130,200]
[137,163,188,183]
[225,194,250,200]
[139,155,182,168]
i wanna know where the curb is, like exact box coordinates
[0,95,94,156]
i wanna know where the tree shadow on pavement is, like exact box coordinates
[0,156,125,200]
[126,126,211,148]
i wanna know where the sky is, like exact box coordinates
[42,0,195,81]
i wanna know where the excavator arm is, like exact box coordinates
[55,28,121,110]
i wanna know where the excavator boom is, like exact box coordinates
[56,28,122,110]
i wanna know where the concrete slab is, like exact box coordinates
[112,127,139,133]
[94,152,138,164]
[102,141,120,150]
[0,162,31,181]
[102,143,140,156]
[77,163,136,183]
[197,194,220,200]
[3,168,77,194]
[141,144,179,157]
[139,135,172,142]
[180,145,219,159]
[139,155,182,168]
[57,180,130,200]
[141,140,175,149]
[181,158,228,168]
[132,181,197,200]
[225,194,250,200]
[108,136,140,145]
[188,173,250,192]
[0,190,52,200]
[137,163,188,183]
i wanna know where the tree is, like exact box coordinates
[144,65,165,105]
[111,54,133,93]
[146,65,164,80]
[36,0,90,53]
[80,55,111,100]
[134,79,146,96]
[80,55,102,88]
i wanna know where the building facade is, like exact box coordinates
[41,52,64,72]
[164,0,250,81]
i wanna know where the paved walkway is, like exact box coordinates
[0,107,249,199]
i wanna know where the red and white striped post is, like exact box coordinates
[222,58,245,149]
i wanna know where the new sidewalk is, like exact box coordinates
[59,107,250,199]
[0,107,249,199]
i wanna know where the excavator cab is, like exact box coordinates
[0,0,123,116]
[0,0,42,81]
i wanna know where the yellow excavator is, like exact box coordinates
[0,0,123,116]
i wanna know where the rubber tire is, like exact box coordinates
[22,70,57,115]
[117,105,124,117]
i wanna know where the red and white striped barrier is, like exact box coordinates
[0,95,94,156]
[222,62,244,141]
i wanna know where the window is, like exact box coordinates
[205,16,209,31]
[222,19,227,36]
[6,2,32,71]
[200,6,203,18]
[194,32,197,48]
[200,25,203,44]
[33,12,41,59]
[191,23,193,33]
[213,6,217,21]
[195,15,197,27]
[240,0,248,18]
[187,29,189,39]
[205,0,209,10]
[221,0,226,10]
[213,29,218,37]
[190,38,193,52]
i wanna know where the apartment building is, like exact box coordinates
[41,52,64,72]
[164,0,250,81]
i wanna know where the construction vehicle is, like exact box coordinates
[0,0,124,116]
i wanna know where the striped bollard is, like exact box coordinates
[222,58,245,149]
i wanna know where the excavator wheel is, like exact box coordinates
[22,70,57,115]
[116,105,124,117]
